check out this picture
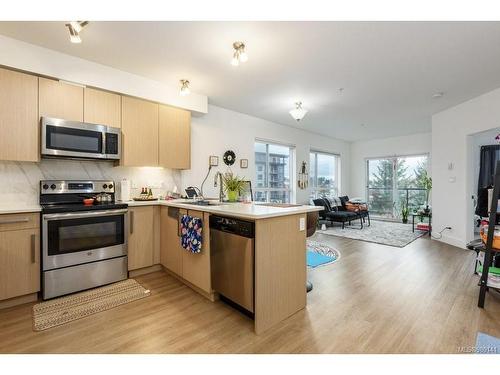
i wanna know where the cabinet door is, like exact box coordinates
[121,96,159,167]
[160,206,183,276]
[84,87,121,128]
[182,210,211,293]
[159,104,191,169]
[39,77,84,121]
[0,68,39,162]
[0,229,40,301]
[128,206,154,271]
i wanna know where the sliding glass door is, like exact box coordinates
[366,155,429,219]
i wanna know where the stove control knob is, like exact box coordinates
[103,184,108,189]
[42,184,49,190]
[108,184,113,189]
[50,184,56,190]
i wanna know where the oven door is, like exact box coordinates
[41,117,108,159]
[42,209,128,271]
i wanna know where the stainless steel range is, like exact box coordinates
[40,180,128,299]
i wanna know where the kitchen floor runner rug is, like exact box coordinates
[32,279,151,331]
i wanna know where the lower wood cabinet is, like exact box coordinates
[160,207,211,294]
[0,213,40,301]
[127,206,155,271]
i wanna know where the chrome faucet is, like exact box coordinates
[214,172,224,202]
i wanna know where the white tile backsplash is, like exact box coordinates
[0,160,182,205]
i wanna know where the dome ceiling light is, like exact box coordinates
[65,21,88,44]
[179,79,190,96]
[289,102,308,122]
[230,41,248,66]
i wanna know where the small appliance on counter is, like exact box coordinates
[40,179,128,300]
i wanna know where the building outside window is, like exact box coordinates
[309,150,340,200]
[254,141,294,203]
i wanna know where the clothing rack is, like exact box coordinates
[478,159,500,308]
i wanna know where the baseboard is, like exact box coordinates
[128,264,163,278]
[437,234,467,249]
[0,293,38,310]
[162,266,218,302]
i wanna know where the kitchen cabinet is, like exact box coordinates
[0,213,40,301]
[84,87,121,128]
[181,209,211,293]
[159,104,191,169]
[160,206,184,276]
[128,206,154,271]
[121,96,159,167]
[0,68,39,162]
[160,207,211,294]
[39,77,84,122]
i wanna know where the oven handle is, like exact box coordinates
[43,209,128,221]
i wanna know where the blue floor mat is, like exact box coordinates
[476,332,500,354]
[307,250,335,268]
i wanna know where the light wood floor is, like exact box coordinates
[1,234,499,353]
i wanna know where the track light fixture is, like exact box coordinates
[289,102,308,122]
[230,41,248,66]
[179,80,190,96]
[65,21,89,44]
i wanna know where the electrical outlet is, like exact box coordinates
[299,217,305,231]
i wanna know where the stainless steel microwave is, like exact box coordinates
[41,117,121,160]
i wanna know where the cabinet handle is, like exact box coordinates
[30,234,36,263]
[130,211,134,234]
[177,213,182,237]
[0,217,30,224]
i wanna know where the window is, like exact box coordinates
[309,151,340,199]
[254,141,294,203]
[366,154,429,218]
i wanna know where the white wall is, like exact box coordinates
[0,35,207,113]
[182,105,351,204]
[350,133,432,198]
[432,87,500,248]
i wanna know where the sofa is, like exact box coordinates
[312,196,370,229]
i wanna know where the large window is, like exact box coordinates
[366,154,429,218]
[309,151,340,199]
[254,141,294,203]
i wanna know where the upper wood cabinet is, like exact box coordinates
[0,213,40,301]
[159,104,191,169]
[84,87,121,128]
[0,68,39,162]
[121,96,159,167]
[39,77,84,122]
[128,206,154,271]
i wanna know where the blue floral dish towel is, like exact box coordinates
[180,214,203,253]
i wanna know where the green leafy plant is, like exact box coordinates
[421,170,432,204]
[401,201,409,223]
[222,174,246,202]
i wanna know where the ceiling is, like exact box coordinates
[1,21,500,142]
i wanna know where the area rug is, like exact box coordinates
[32,279,150,331]
[307,240,340,267]
[318,220,426,248]
[475,332,500,354]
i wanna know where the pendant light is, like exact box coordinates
[289,102,308,122]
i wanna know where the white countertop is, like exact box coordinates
[126,199,322,220]
[0,199,321,220]
[0,204,42,214]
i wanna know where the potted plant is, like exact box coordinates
[222,174,246,202]
[401,201,409,224]
[421,170,432,214]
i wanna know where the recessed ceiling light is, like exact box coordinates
[432,92,444,98]
[179,80,190,96]
[65,21,89,44]
[231,41,248,66]
[289,102,308,122]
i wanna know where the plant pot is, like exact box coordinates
[227,190,239,202]
[402,218,408,224]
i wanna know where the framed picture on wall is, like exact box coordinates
[240,159,248,168]
[209,155,219,167]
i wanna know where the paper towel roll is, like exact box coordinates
[119,179,131,202]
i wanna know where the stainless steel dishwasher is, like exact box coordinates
[210,215,255,313]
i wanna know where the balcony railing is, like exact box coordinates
[367,187,427,218]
